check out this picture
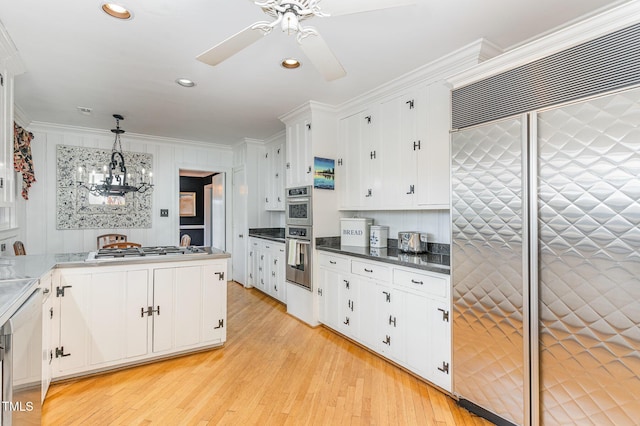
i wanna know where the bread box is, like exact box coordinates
[340,218,373,247]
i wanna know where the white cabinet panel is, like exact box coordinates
[53,259,228,379]
[316,252,452,391]
[286,116,313,188]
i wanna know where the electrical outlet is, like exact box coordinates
[160,209,169,217]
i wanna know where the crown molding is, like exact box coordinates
[448,1,640,89]
[28,121,233,151]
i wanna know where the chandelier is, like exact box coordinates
[76,114,153,197]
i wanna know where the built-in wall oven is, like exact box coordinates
[285,186,312,226]
[285,226,312,291]
[1,283,42,425]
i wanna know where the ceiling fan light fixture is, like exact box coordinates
[281,58,301,69]
[102,3,132,20]
[281,10,299,34]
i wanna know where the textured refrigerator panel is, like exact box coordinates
[537,87,640,425]
[452,117,525,425]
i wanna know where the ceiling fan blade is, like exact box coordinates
[299,33,346,81]
[321,0,417,16]
[197,25,266,66]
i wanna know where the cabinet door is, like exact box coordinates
[247,239,257,288]
[417,80,451,208]
[380,87,427,208]
[286,117,313,188]
[271,244,286,303]
[318,267,342,330]
[337,108,381,209]
[201,263,227,343]
[56,272,90,374]
[88,270,149,365]
[400,287,431,378]
[376,285,405,362]
[337,113,362,209]
[42,276,53,402]
[153,266,203,353]
[274,142,285,209]
[338,274,358,338]
[429,299,452,391]
[356,279,379,349]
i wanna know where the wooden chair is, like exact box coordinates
[180,234,191,247]
[102,242,142,249]
[13,241,26,256]
[97,234,127,249]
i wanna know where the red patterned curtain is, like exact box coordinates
[13,122,35,200]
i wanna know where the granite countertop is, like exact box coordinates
[249,228,286,244]
[315,237,451,275]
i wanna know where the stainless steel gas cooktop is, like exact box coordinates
[87,246,207,261]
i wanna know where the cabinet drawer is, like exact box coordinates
[393,268,448,298]
[318,253,350,272]
[351,260,390,282]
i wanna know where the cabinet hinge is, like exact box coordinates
[55,346,71,358]
[370,150,376,159]
[337,158,343,166]
[0,74,3,87]
[317,288,323,296]
[56,285,72,297]
[438,308,450,322]
[406,99,415,109]
[343,317,350,326]
[406,184,415,195]
[306,123,311,130]
[383,291,391,302]
[382,335,391,345]
[50,307,54,320]
[265,152,269,159]
[388,315,396,327]
[214,319,224,329]
[215,271,225,281]
[438,361,450,374]
[141,306,160,317]
[365,115,372,124]
[413,140,421,150]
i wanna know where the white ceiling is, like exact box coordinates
[0,0,630,145]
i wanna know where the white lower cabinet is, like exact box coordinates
[248,237,286,304]
[317,252,451,392]
[52,259,227,379]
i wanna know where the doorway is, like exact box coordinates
[179,169,226,249]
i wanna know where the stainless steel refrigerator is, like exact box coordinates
[451,83,640,423]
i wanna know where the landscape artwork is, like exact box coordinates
[314,157,335,190]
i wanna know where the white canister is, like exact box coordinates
[369,225,389,248]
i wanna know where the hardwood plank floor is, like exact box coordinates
[43,282,492,425]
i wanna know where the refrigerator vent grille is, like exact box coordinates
[452,22,640,129]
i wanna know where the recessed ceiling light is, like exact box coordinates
[281,58,301,69]
[102,3,132,20]
[176,78,196,88]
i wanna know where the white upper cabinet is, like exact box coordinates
[263,140,285,211]
[285,113,313,189]
[336,106,381,209]
[337,80,451,210]
[416,80,451,208]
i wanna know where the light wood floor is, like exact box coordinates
[43,282,491,425]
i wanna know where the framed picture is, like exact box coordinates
[179,192,196,217]
[314,157,335,190]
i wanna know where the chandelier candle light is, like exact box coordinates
[76,114,153,197]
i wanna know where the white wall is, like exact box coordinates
[24,122,233,254]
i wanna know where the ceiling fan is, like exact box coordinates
[196,0,416,81]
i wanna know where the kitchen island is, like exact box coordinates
[0,247,230,416]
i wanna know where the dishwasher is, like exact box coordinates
[1,284,42,425]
